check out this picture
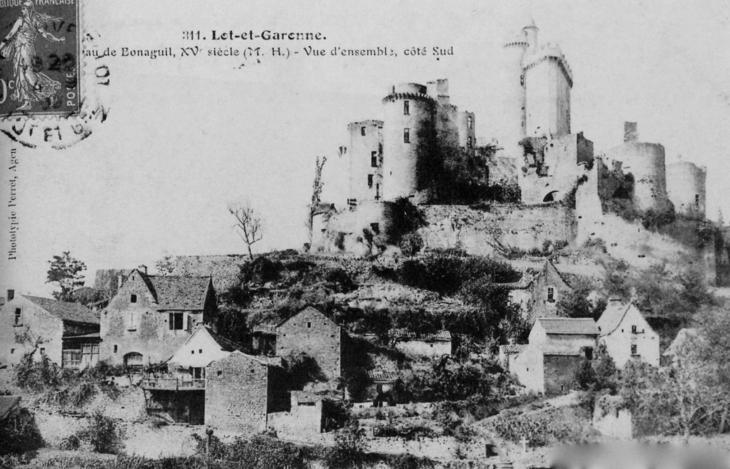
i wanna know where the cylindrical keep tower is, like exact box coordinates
[382,83,435,201]
[666,161,706,219]
[493,30,529,158]
[605,142,670,212]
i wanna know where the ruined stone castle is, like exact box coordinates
[315,18,718,281]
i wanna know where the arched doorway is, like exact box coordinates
[543,191,559,202]
[124,352,143,368]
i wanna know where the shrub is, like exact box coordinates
[0,407,43,455]
[399,232,424,257]
[77,411,119,454]
[325,422,367,469]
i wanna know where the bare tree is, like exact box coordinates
[228,199,263,260]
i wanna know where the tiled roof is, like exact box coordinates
[24,296,99,325]
[367,370,398,383]
[144,274,211,310]
[536,318,598,335]
[0,396,21,420]
[544,260,572,291]
[596,299,632,336]
[203,326,245,353]
[390,329,452,342]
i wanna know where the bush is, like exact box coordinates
[77,411,119,454]
[399,232,424,257]
[385,197,427,246]
[0,407,43,455]
[325,423,367,469]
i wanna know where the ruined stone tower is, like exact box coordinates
[667,159,707,219]
[381,83,435,201]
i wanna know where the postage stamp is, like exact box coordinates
[0,0,81,117]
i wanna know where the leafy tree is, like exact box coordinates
[306,156,327,244]
[46,251,86,301]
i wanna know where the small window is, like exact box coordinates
[547,287,555,303]
[371,152,378,167]
[10,348,15,354]
[467,115,473,129]
[307,322,312,328]
[467,136,472,148]
[113,345,118,353]
[368,174,373,188]
[40,348,45,356]
[404,128,410,143]
[199,349,202,354]
[695,194,700,206]
[169,312,184,330]
[13,308,21,326]
[217,370,222,377]
[631,344,638,355]
[361,126,366,136]
[585,347,594,360]
[404,100,410,115]
[191,350,194,354]
[130,294,137,303]
[631,325,637,334]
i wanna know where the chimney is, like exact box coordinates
[624,122,638,143]
[138,265,147,275]
[7,289,14,301]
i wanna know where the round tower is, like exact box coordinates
[493,25,529,158]
[523,43,573,139]
[381,83,435,201]
[605,141,670,212]
[667,160,706,219]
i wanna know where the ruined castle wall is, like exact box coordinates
[605,142,670,212]
[457,110,476,154]
[318,201,389,255]
[382,83,434,201]
[418,204,576,256]
[348,120,384,203]
[520,133,591,204]
[667,161,706,219]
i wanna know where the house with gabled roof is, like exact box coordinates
[530,260,574,320]
[0,295,100,369]
[511,317,598,394]
[276,306,346,381]
[100,267,216,367]
[597,298,659,368]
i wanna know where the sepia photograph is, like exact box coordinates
[1,0,730,467]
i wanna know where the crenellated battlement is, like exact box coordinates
[382,92,436,105]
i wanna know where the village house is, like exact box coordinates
[0,293,100,369]
[141,325,245,425]
[596,299,660,368]
[389,329,452,358]
[511,318,598,394]
[206,351,288,435]
[366,369,398,405]
[268,390,342,437]
[503,260,575,323]
[100,268,216,367]
[276,307,346,381]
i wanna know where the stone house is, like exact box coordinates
[268,391,341,437]
[141,325,245,425]
[276,307,345,381]
[100,268,216,367]
[529,260,574,321]
[596,299,660,368]
[389,329,452,358]
[511,318,598,394]
[205,351,287,435]
[0,295,100,369]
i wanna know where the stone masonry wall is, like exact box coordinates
[277,308,342,381]
[205,353,269,435]
[543,354,581,395]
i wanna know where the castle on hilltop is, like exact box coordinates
[314,17,717,282]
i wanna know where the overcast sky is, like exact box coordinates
[1,0,729,297]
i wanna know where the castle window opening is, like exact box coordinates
[368,174,374,188]
[361,126,366,136]
[371,152,378,167]
[376,183,380,200]
[467,136,473,148]
[131,294,137,303]
[695,194,700,206]
[113,345,118,353]
[547,287,555,302]
[13,308,21,326]
[371,223,380,235]
[404,100,410,115]
[169,312,184,330]
[468,116,473,129]
[307,322,312,328]
[404,128,410,143]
